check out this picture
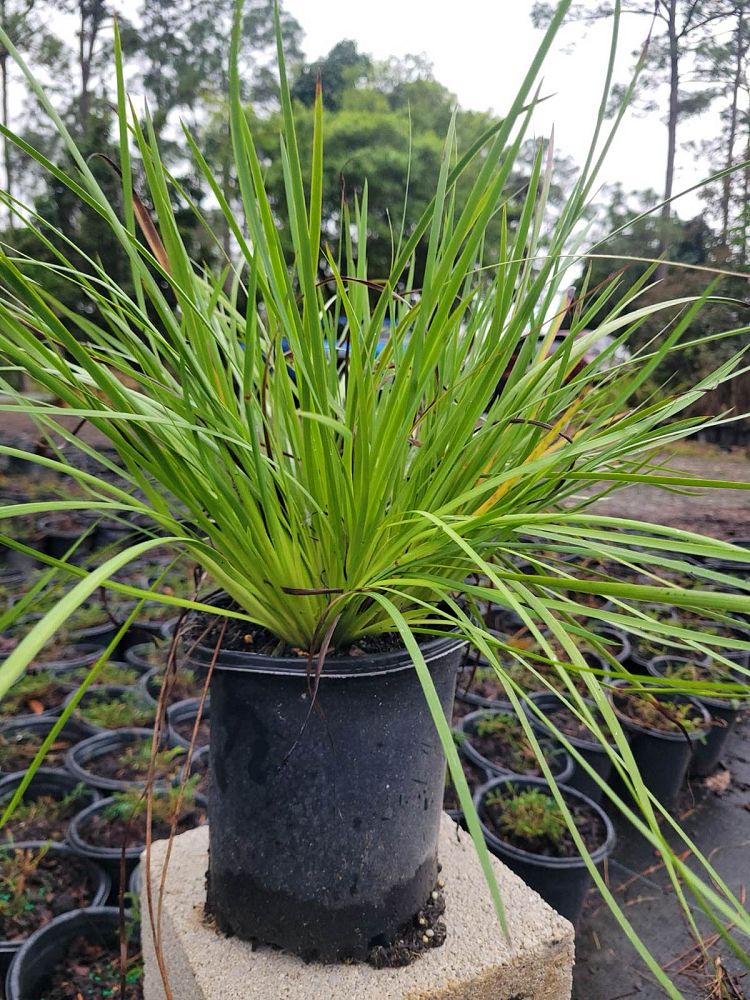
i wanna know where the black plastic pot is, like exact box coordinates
[459,708,574,783]
[191,626,464,962]
[0,840,110,980]
[67,792,207,881]
[5,906,139,1000]
[31,643,101,676]
[37,513,97,564]
[590,624,631,667]
[0,715,90,775]
[609,681,711,808]
[475,775,616,926]
[63,684,156,738]
[1,672,75,722]
[0,768,100,842]
[704,539,750,574]
[167,697,210,749]
[523,692,614,803]
[126,640,164,677]
[65,728,181,793]
[647,655,749,775]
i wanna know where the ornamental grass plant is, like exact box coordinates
[0,0,747,992]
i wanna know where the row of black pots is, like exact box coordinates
[6,906,141,1000]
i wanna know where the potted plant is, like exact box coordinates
[0,841,110,978]
[63,685,156,737]
[5,906,141,1000]
[647,655,749,775]
[0,770,98,842]
[475,775,615,925]
[608,681,712,809]
[167,698,210,750]
[67,781,207,880]
[66,730,191,793]
[0,0,750,981]
[458,708,573,782]
[0,716,90,774]
[0,671,74,721]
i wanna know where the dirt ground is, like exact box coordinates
[587,440,750,540]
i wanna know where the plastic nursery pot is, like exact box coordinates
[189,619,465,962]
[66,792,207,882]
[459,708,574,783]
[454,630,509,711]
[65,728,181,793]
[167,697,210,749]
[31,643,101,675]
[0,768,100,843]
[0,715,90,775]
[62,685,156,738]
[704,540,750,575]
[36,513,97,564]
[475,775,616,926]
[523,692,614,804]
[588,624,631,668]
[647,655,750,776]
[608,681,711,809]
[5,906,139,1000]
[0,840,110,980]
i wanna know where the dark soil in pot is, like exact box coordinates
[459,708,574,782]
[476,775,616,925]
[167,698,210,749]
[0,770,99,842]
[141,665,205,706]
[0,716,89,774]
[66,729,190,792]
[67,789,207,880]
[0,841,109,978]
[64,686,156,737]
[609,682,711,808]
[187,593,464,963]
[648,655,749,775]
[523,693,614,803]
[0,671,74,720]
[5,906,142,1000]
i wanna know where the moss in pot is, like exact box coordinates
[4,0,750,977]
[64,686,156,736]
[53,659,143,687]
[459,709,573,782]
[476,776,615,925]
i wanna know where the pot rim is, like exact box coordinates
[186,595,467,678]
[608,680,711,742]
[459,708,574,783]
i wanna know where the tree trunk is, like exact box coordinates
[658,0,679,280]
[0,0,11,230]
[742,121,750,266]
[721,10,746,248]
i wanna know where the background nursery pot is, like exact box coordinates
[647,655,750,775]
[609,681,711,809]
[458,707,574,783]
[475,775,616,926]
[0,840,110,979]
[5,906,139,1000]
[191,628,464,962]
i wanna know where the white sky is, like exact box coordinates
[284,0,712,217]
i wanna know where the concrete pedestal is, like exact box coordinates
[142,814,574,999]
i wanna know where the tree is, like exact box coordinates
[532,1,735,268]
[0,0,65,215]
[291,39,371,111]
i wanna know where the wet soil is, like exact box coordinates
[0,849,98,940]
[37,934,143,999]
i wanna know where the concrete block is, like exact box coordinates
[142,813,574,999]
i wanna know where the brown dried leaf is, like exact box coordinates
[705,769,731,796]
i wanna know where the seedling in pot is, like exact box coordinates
[0,846,101,941]
[0,726,80,772]
[470,713,561,777]
[616,691,706,735]
[36,928,143,1000]
[58,661,141,686]
[84,777,205,851]
[0,784,89,843]
[0,672,71,718]
[80,739,189,786]
[146,667,204,705]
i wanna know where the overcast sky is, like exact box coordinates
[283,0,710,217]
